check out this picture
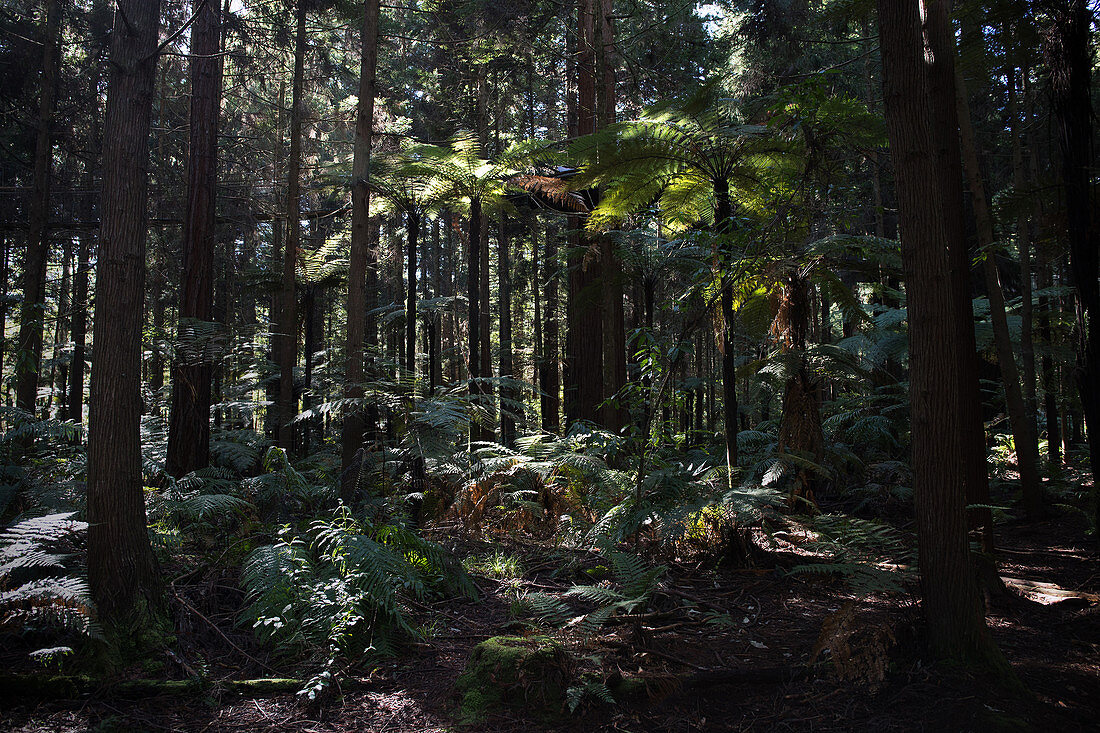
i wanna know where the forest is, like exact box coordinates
[0,0,1097,730]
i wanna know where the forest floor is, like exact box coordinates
[2,511,1097,732]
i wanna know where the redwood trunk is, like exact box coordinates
[277,6,307,451]
[405,209,419,376]
[1045,0,1099,520]
[878,0,1002,668]
[167,0,222,477]
[954,70,1044,518]
[341,0,381,502]
[16,0,62,418]
[499,216,516,446]
[87,0,163,626]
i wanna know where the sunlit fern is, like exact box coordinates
[239,507,473,662]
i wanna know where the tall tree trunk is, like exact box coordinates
[499,215,515,447]
[87,0,163,629]
[532,222,543,418]
[468,199,484,446]
[954,70,1044,519]
[341,0,380,502]
[264,80,286,441]
[565,0,603,427]
[16,0,62,419]
[68,187,92,428]
[430,215,442,393]
[541,228,560,433]
[0,233,7,404]
[277,5,307,451]
[1045,0,1099,522]
[1038,255,1062,469]
[405,209,419,377]
[51,237,72,420]
[715,179,738,472]
[1008,60,1038,428]
[476,73,494,440]
[923,2,994,549]
[878,0,1004,670]
[167,0,222,477]
[595,0,626,433]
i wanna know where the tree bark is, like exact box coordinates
[541,227,560,433]
[264,80,286,441]
[50,237,72,420]
[405,209,419,376]
[167,0,222,477]
[277,5,307,451]
[1044,0,1099,523]
[922,1,993,549]
[878,0,1005,670]
[68,177,93,429]
[715,179,738,472]
[565,0,604,428]
[468,199,484,446]
[16,0,63,419]
[499,215,516,447]
[341,0,380,502]
[954,70,1044,519]
[87,0,163,628]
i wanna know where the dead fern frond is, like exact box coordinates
[810,602,895,689]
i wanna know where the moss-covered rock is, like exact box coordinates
[453,635,572,723]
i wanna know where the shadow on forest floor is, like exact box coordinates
[1,514,1097,732]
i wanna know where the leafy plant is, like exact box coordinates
[240,508,473,663]
[518,550,666,637]
[0,512,99,661]
[787,514,915,597]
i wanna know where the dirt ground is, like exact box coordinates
[2,514,1097,733]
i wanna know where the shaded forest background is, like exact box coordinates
[0,0,1098,729]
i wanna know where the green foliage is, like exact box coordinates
[788,514,915,597]
[518,550,665,637]
[239,508,473,663]
[0,512,99,662]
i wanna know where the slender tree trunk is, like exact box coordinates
[51,237,72,420]
[596,0,626,433]
[0,233,7,400]
[476,73,494,440]
[468,199,484,446]
[68,193,92,428]
[541,227,560,433]
[264,80,286,441]
[565,0,603,427]
[405,209,419,377]
[16,0,62,419]
[1008,61,1038,427]
[923,2,993,549]
[499,215,515,446]
[1038,255,1062,468]
[87,0,163,629]
[430,216,442,392]
[341,0,380,502]
[1045,0,1099,520]
[277,5,307,451]
[878,0,1004,670]
[715,179,738,472]
[532,222,543,419]
[167,0,222,476]
[955,70,1044,519]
